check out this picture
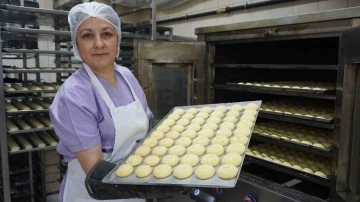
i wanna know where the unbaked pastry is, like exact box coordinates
[182,113,194,120]
[231,136,249,145]
[196,112,209,119]
[195,165,215,180]
[197,128,215,138]
[230,104,243,112]
[173,164,193,179]
[200,106,213,113]
[116,164,134,178]
[217,164,238,179]
[206,116,221,124]
[233,127,251,137]
[169,145,186,156]
[221,153,242,166]
[223,116,237,123]
[162,119,175,127]
[226,143,246,155]
[187,123,201,132]
[201,123,218,132]
[159,138,175,147]
[192,136,210,146]
[211,136,229,146]
[216,128,232,138]
[175,137,192,147]
[168,114,180,121]
[144,155,161,167]
[246,103,259,110]
[7,136,20,151]
[166,131,180,139]
[206,144,225,156]
[126,155,143,166]
[180,154,200,166]
[201,154,220,167]
[191,117,205,125]
[219,122,235,130]
[150,131,165,140]
[215,105,227,112]
[156,125,170,133]
[173,108,185,115]
[151,146,168,156]
[161,155,180,166]
[172,124,185,133]
[142,138,158,148]
[187,108,198,115]
[187,144,205,156]
[177,118,190,126]
[210,111,224,118]
[135,165,152,178]
[181,130,197,139]
[227,110,240,118]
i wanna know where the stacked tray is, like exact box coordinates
[6,115,53,134]
[234,81,335,93]
[253,121,333,150]
[8,131,58,153]
[5,98,53,114]
[260,99,334,122]
[102,101,261,188]
[4,82,61,93]
[246,143,331,179]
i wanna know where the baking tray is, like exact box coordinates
[102,101,262,188]
[259,109,333,123]
[227,82,335,94]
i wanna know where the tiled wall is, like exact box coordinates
[157,0,360,38]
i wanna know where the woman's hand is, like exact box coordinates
[75,144,104,174]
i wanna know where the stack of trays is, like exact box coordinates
[235,81,335,92]
[102,101,261,188]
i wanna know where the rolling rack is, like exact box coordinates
[0,0,71,201]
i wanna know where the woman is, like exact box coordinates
[49,2,153,201]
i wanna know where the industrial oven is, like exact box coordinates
[133,7,360,202]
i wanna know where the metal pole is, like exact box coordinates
[0,27,12,202]
[40,151,46,201]
[150,0,156,40]
[29,152,34,202]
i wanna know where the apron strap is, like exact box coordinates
[114,65,140,101]
[83,63,116,110]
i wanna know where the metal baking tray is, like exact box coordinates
[259,109,333,123]
[102,101,262,188]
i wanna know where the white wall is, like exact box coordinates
[157,0,360,38]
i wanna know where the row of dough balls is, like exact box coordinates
[6,115,53,132]
[8,131,58,152]
[260,100,334,119]
[255,121,332,136]
[247,144,331,178]
[237,81,335,91]
[117,151,243,180]
[254,122,332,149]
[5,98,52,112]
[4,82,61,92]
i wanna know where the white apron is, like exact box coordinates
[63,63,149,202]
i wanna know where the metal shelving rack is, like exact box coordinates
[0,1,69,201]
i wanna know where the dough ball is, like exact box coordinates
[181,130,197,139]
[144,155,161,167]
[246,150,254,156]
[210,111,224,118]
[203,122,218,131]
[135,146,151,157]
[169,145,186,156]
[230,104,243,112]
[198,128,215,138]
[150,131,165,140]
[314,171,327,178]
[220,122,235,130]
[207,144,225,156]
[173,108,185,115]
[187,108,198,115]
[236,122,251,130]
[212,136,229,146]
[177,118,190,126]
[302,168,314,174]
[193,136,210,146]
[151,146,168,156]
[126,155,143,166]
[191,117,205,125]
[201,154,220,166]
[227,110,240,118]
[239,120,254,129]
[172,124,185,132]
[231,136,249,145]
[246,103,259,110]
[173,164,193,179]
[187,144,206,156]
[224,116,238,123]
[221,153,243,166]
[159,138,175,147]
[195,165,215,180]
[182,113,194,120]
[153,164,173,179]
[207,116,221,124]
[292,165,303,170]
[175,137,192,147]
[180,154,200,166]
[135,165,153,178]
[196,112,209,119]
[282,162,293,167]
[200,106,213,113]
[217,164,238,180]
[301,140,312,145]
[187,123,202,132]
[313,143,326,149]
[143,138,158,148]
[226,143,246,155]
[233,127,251,138]
[273,159,283,164]
[216,128,233,138]
[116,164,134,178]
[161,155,180,166]
[168,114,180,121]
[162,119,175,127]
[243,109,257,117]
[166,131,180,139]
[156,124,170,133]
[215,105,227,112]
[240,115,255,123]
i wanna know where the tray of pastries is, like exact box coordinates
[246,143,331,179]
[4,82,61,93]
[102,101,261,188]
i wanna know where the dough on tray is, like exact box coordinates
[216,128,233,138]
[211,136,229,146]
[181,130,197,139]
[187,123,201,132]
[195,165,215,180]
[7,136,20,152]
[13,117,31,130]
[135,165,152,178]
[156,125,170,133]
[172,124,185,133]
[191,117,205,125]
[5,103,18,112]
[180,154,200,166]
[166,131,180,139]
[23,99,43,110]
[116,164,134,178]
[35,115,53,127]
[215,105,227,113]
[144,155,161,167]
[197,128,215,138]
[182,113,194,120]
[173,164,193,179]
[207,116,221,124]
[142,138,158,148]
[224,116,237,123]
[206,144,225,156]
[168,145,186,156]
[11,99,30,110]
[200,106,213,113]
[161,155,180,167]
[159,137,175,148]
[24,115,44,129]
[187,144,205,156]
[135,146,151,157]
[37,131,57,146]
[6,118,19,132]
[175,137,192,147]
[150,131,165,140]
[196,112,209,119]
[192,136,210,146]
[187,108,198,115]
[226,143,246,155]
[201,154,220,167]
[217,164,238,180]
[246,103,259,110]
[173,108,185,115]
[233,127,251,137]
[162,119,175,127]
[153,164,173,179]
[177,118,190,126]
[230,104,243,111]
[210,111,224,118]
[14,135,33,150]
[221,153,243,166]
[231,136,249,145]
[126,155,143,166]
[168,114,180,121]
[151,146,168,156]
[203,122,218,131]
[219,122,235,130]
[227,110,240,118]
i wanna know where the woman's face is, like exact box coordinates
[76,17,118,70]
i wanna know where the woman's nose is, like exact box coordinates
[94,35,104,48]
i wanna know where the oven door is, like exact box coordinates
[337,26,360,202]
[133,41,206,125]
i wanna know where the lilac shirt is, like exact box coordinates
[49,65,153,201]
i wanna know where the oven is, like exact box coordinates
[133,7,360,202]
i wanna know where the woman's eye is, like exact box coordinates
[83,34,92,39]
[103,32,112,37]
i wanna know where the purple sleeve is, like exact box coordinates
[125,69,154,119]
[49,88,101,153]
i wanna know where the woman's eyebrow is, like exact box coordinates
[79,28,92,33]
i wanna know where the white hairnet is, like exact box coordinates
[68,2,121,61]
